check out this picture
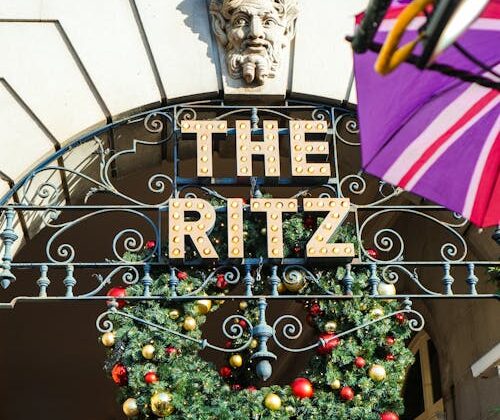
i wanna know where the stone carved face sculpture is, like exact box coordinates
[210,0,299,86]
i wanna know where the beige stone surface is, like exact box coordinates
[136,0,220,101]
[0,84,54,181]
[0,23,106,141]
[0,0,161,116]
[292,0,367,103]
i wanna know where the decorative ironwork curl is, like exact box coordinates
[334,113,360,146]
[80,266,140,298]
[381,265,440,295]
[185,266,241,296]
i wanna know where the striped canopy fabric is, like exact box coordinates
[354,0,500,227]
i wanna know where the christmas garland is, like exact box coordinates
[101,208,414,419]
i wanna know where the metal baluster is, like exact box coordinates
[442,263,454,295]
[63,265,76,297]
[244,265,254,297]
[342,263,354,295]
[466,263,478,295]
[36,265,50,297]
[0,207,18,289]
[368,263,380,296]
[141,264,153,297]
[250,107,259,130]
[168,267,178,297]
[268,265,280,296]
[250,298,276,381]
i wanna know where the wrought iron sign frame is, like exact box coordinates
[0,100,498,380]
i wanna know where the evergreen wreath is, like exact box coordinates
[100,203,415,419]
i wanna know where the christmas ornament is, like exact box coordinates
[292,244,302,256]
[264,393,282,411]
[317,332,340,355]
[239,301,248,310]
[150,391,174,417]
[309,303,322,316]
[324,321,337,333]
[370,308,384,318]
[380,411,399,420]
[216,273,228,289]
[385,336,396,346]
[111,363,128,386]
[366,248,378,258]
[165,346,177,356]
[238,319,247,329]
[283,269,306,292]
[145,371,159,384]
[177,271,188,281]
[225,340,233,349]
[101,332,115,347]
[195,299,212,315]
[303,215,317,230]
[169,309,180,320]
[291,377,314,399]
[340,386,354,401]
[122,398,139,417]
[219,366,232,378]
[250,339,258,349]
[369,364,387,382]
[277,282,286,294]
[260,227,267,236]
[183,316,197,331]
[377,282,396,296]
[229,354,243,368]
[106,287,127,309]
[330,379,341,390]
[386,353,395,361]
[395,313,405,324]
[354,356,366,368]
[232,384,242,391]
[145,240,156,250]
[246,386,257,392]
[141,344,155,360]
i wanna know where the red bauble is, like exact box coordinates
[380,411,399,420]
[354,356,366,368]
[293,244,302,256]
[216,274,228,289]
[394,313,405,324]
[385,336,396,346]
[339,386,355,401]
[246,386,257,392]
[291,377,314,399]
[385,353,395,361]
[165,346,177,355]
[367,248,378,258]
[309,303,322,316]
[224,340,233,349]
[106,287,127,309]
[317,332,340,355]
[303,215,317,230]
[238,319,247,329]
[177,271,188,281]
[219,366,232,378]
[232,384,242,391]
[145,240,156,250]
[111,363,128,386]
[144,371,159,384]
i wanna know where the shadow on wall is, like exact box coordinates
[177,0,219,66]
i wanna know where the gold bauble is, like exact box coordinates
[330,379,341,390]
[142,344,155,360]
[264,393,282,411]
[196,299,212,315]
[150,391,174,417]
[368,364,387,382]
[283,269,305,292]
[239,301,248,310]
[277,282,286,294]
[122,398,139,417]
[250,339,258,349]
[377,282,396,296]
[229,354,243,368]
[183,316,197,331]
[370,308,384,319]
[324,321,338,333]
[101,332,115,347]
[169,309,180,320]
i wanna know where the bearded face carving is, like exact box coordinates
[210,0,299,86]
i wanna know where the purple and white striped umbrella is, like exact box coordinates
[353,0,500,227]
